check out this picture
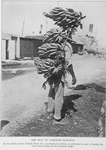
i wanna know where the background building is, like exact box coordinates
[2,33,20,60]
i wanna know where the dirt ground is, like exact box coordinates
[1,54,106,137]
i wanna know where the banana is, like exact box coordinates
[38,47,47,51]
[54,20,59,25]
[49,43,58,48]
[47,50,57,54]
[49,10,55,14]
[44,62,52,67]
[50,39,54,43]
[74,12,80,17]
[34,57,40,61]
[66,18,71,22]
[46,31,53,36]
[47,37,53,43]
[47,43,53,46]
[38,51,46,55]
[43,36,52,43]
[66,14,75,19]
[41,43,58,51]
[47,54,56,58]
[81,16,86,19]
[57,43,63,50]
[79,11,82,17]
[49,51,57,55]
[60,14,66,20]
[53,7,64,12]
[43,12,53,19]
[54,16,62,22]
[50,10,58,14]
[54,36,59,43]
[58,11,64,15]
[37,70,43,74]
[66,10,77,17]
[79,22,83,29]
[53,18,59,22]
[42,70,48,73]
[58,36,63,43]
[43,38,47,43]
[68,19,76,24]
[57,21,62,26]
[37,63,43,68]
[47,47,57,51]
[38,51,44,55]
[51,34,58,40]
[43,43,49,49]
[52,14,61,18]
[52,9,60,12]
[46,58,54,62]
[46,30,53,34]
[43,64,51,69]
[61,16,67,22]
[66,8,74,13]
[48,54,56,58]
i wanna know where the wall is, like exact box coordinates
[2,33,20,60]
[71,43,84,54]
[33,39,42,57]
[20,38,33,58]
[2,40,6,60]
[20,38,42,58]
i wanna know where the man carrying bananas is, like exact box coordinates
[47,41,77,125]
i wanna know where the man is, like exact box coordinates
[47,42,77,124]
[64,41,77,86]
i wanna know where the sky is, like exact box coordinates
[2,0,106,46]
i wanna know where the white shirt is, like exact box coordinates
[61,42,73,83]
[62,42,73,66]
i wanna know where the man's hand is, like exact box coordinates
[72,77,77,85]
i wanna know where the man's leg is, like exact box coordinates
[54,82,64,120]
[47,85,55,119]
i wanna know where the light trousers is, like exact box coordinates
[48,82,64,120]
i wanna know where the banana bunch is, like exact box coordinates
[34,57,55,75]
[34,57,65,79]
[43,7,86,31]
[35,41,72,77]
[38,42,64,59]
[34,41,66,79]
[43,28,69,44]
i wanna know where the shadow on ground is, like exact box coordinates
[72,83,105,93]
[62,94,82,118]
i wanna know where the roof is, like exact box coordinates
[25,35,44,40]
[2,33,19,40]
[72,35,84,45]
[22,34,85,45]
